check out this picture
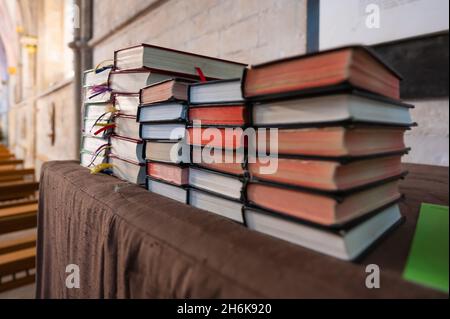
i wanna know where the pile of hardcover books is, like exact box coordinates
[107,44,247,188]
[80,44,415,261]
[108,71,154,185]
[80,65,113,168]
[81,44,245,183]
[107,44,245,184]
[241,46,414,260]
[139,79,192,202]
[187,79,248,222]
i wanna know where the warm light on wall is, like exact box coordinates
[7,67,17,75]
[16,26,24,34]
[25,44,37,54]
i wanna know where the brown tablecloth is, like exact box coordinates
[36,161,448,298]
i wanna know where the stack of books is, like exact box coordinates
[107,43,243,184]
[80,44,415,262]
[187,79,248,223]
[80,66,113,168]
[108,73,152,185]
[139,79,192,203]
[110,44,247,189]
[241,46,414,260]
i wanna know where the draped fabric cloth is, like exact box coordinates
[36,161,447,298]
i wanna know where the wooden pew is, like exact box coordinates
[0,233,36,255]
[0,154,14,160]
[0,202,38,292]
[0,168,35,183]
[0,150,11,157]
[0,181,39,201]
[0,248,36,292]
[0,159,23,166]
[0,159,24,173]
[0,203,38,234]
[0,149,38,292]
[0,248,35,275]
[0,158,23,166]
[0,201,38,292]
[0,199,38,210]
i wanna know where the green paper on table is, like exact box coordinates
[403,203,449,293]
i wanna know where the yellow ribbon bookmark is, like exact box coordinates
[107,105,118,114]
[90,163,114,175]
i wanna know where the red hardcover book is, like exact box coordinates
[247,179,402,226]
[244,46,401,100]
[187,127,246,150]
[259,125,407,157]
[146,162,189,186]
[248,154,405,191]
[188,105,247,126]
[192,146,245,176]
[140,78,192,105]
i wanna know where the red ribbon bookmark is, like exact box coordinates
[195,67,207,82]
[94,124,116,136]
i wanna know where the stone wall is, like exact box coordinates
[34,82,76,177]
[7,100,35,167]
[404,98,449,166]
[91,0,308,65]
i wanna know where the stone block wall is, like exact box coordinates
[91,0,308,65]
